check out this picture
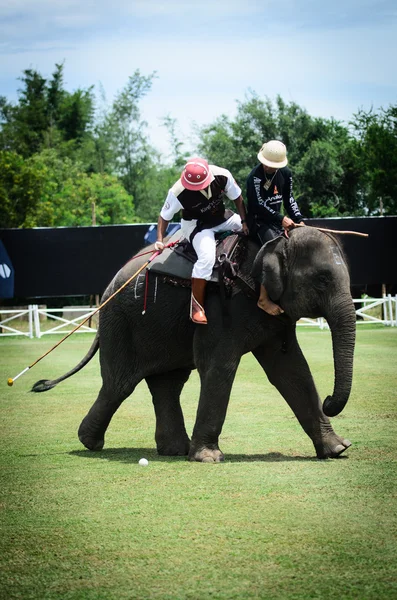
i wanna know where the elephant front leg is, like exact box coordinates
[146,368,191,456]
[253,339,351,459]
[189,363,239,463]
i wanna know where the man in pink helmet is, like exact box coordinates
[155,158,249,324]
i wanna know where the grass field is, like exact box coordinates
[1,328,396,599]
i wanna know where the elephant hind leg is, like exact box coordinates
[146,368,191,456]
[78,316,148,451]
[78,383,138,451]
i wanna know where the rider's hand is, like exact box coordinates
[154,241,165,252]
[242,223,249,236]
[281,216,295,231]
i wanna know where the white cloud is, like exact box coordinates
[0,0,94,16]
[126,0,266,17]
[0,1,396,156]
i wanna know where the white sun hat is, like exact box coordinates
[257,140,288,168]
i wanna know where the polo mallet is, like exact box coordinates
[295,223,369,237]
[7,243,177,387]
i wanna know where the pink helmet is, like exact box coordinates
[181,157,212,191]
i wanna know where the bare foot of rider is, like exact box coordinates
[257,285,284,316]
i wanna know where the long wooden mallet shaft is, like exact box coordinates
[296,223,368,237]
[7,244,175,387]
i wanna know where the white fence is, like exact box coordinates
[298,295,397,329]
[1,296,396,338]
[0,305,97,338]
[0,306,35,338]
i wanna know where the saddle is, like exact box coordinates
[148,230,255,296]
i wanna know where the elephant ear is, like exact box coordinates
[251,236,287,300]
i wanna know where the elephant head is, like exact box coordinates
[252,227,356,418]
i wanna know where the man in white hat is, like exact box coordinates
[155,158,249,324]
[246,140,305,315]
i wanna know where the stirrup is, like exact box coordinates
[190,294,208,325]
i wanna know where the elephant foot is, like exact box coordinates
[78,420,105,451]
[315,433,352,459]
[188,446,225,463]
[78,433,104,451]
[156,435,190,456]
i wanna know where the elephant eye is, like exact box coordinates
[315,270,331,288]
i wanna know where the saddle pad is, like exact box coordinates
[149,231,240,282]
[148,231,193,280]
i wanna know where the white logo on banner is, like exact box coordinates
[0,263,11,278]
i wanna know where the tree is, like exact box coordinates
[198,93,325,189]
[197,92,364,217]
[92,71,156,195]
[0,149,137,228]
[0,150,43,228]
[27,149,137,227]
[161,115,190,169]
[130,157,180,222]
[0,70,48,156]
[0,64,95,159]
[3,63,395,225]
[351,104,397,215]
[294,140,344,217]
[49,172,137,227]
[293,119,364,217]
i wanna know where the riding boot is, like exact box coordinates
[190,278,208,325]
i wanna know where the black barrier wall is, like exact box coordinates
[0,225,147,298]
[0,217,396,299]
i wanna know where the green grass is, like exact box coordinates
[1,329,396,599]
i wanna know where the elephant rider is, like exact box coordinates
[246,140,305,316]
[155,157,249,325]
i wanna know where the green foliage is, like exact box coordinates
[0,150,43,228]
[197,92,396,218]
[93,71,156,186]
[294,139,344,217]
[131,157,181,222]
[1,62,396,227]
[0,64,95,158]
[0,66,148,227]
[0,149,136,228]
[58,88,95,142]
[351,105,397,215]
[196,93,335,192]
[161,115,189,169]
[28,149,137,227]
[56,172,137,226]
[86,71,168,222]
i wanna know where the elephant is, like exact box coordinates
[32,226,355,462]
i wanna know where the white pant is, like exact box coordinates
[180,214,243,280]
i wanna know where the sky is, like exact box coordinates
[1,0,396,160]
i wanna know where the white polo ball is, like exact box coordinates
[138,458,149,466]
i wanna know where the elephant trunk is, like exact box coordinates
[322,294,356,417]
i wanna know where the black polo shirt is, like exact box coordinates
[246,164,303,227]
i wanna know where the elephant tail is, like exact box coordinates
[31,332,100,393]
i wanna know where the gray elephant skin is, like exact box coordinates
[33,227,355,462]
